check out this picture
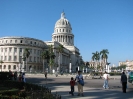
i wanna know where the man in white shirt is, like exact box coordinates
[103,71,109,89]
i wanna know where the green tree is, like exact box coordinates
[0,60,4,72]
[40,50,49,73]
[100,49,109,70]
[23,48,31,72]
[92,51,100,70]
[57,45,64,73]
[48,45,56,73]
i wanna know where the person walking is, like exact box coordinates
[103,71,109,89]
[69,77,75,96]
[121,71,127,93]
[14,71,17,81]
[75,70,84,96]
[22,72,26,82]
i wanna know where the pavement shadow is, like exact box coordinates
[54,88,133,99]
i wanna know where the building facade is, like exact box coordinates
[0,12,82,72]
[0,37,47,72]
[119,60,133,70]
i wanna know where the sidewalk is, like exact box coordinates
[49,85,133,99]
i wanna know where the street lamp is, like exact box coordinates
[69,58,71,73]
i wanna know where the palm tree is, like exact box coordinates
[41,50,49,73]
[0,60,4,72]
[23,48,31,72]
[100,49,109,70]
[48,45,56,73]
[57,45,64,73]
[92,51,100,70]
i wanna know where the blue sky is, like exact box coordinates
[0,0,133,66]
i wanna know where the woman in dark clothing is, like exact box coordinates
[121,71,127,93]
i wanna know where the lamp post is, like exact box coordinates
[69,58,71,73]
[106,62,111,73]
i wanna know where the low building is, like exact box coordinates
[119,60,133,70]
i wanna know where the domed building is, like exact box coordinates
[46,12,81,72]
[0,12,82,73]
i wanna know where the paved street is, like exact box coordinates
[25,74,133,99]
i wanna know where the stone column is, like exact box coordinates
[73,37,74,45]
[67,36,68,43]
[66,36,67,42]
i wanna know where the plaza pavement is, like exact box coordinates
[26,74,133,99]
[26,73,121,79]
[50,85,133,99]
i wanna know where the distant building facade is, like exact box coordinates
[119,60,133,70]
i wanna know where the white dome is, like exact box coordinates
[55,12,71,28]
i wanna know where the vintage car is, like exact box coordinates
[128,71,133,85]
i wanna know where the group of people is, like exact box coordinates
[102,70,128,93]
[8,70,26,82]
[68,70,129,97]
[69,70,84,96]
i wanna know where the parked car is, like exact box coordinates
[128,71,133,85]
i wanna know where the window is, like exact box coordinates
[57,29,58,32]
[63,29,64,32]
[34,42,36,45]
[0,65,1,69]
[69,30,70,32]
[5,48,7,52]
[14,56,17,61]
[15,40,17,43]
[20,48,22,52]
[5,56,7,61]
[66,29,68,32]
[9,56,11,61]
[34,49,36,54]
[1,48,3,52]
[30,49,32,53]
[60,29,61,32]
[13,65,16,69]
[9,48,12,52]
[4,65,6,69]
[40,58,41,62]
[29,56,32,62]
[38,50,39,55]
[34,57,36,62]
[19,56,22,62]
[6,40,7,43]
[8,65,11,69]
[1,56,3,60]
[14,48,17,53]
[37,57,39,62]
[10,40,12,43]
[30,41,32,44]
[20,40,22,43]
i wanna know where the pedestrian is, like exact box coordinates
[18,74,22,82]
[103,71,109,89]
[9,70,13,80]
[22,72,26,82]
[69,77,75,96]
[75,70,84,96]
[44,71,47,79]
[14,71,17,81]
[121,71,127,93]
